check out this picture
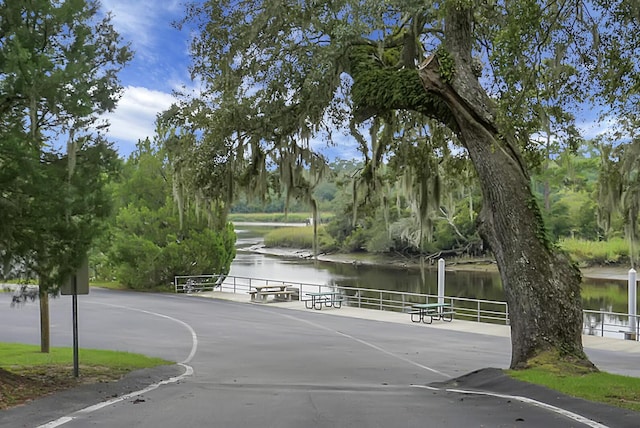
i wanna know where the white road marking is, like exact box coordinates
[36,303,197,428]
[267,308,451,378]
[411,385,610,428]
[261,305,611,428]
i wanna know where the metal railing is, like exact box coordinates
[175,274,639,341]
[583,309,640,340]
[177,274,510,325]
[174,274,226,293]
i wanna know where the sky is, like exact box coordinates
[98,0,196,158]
[97,0,361,161]
[98,1,608,161]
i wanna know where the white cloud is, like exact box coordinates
[100,0,177,48]
[102,86,176,155]
[577,116,618,140]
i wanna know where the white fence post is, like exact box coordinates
[438,258,445,314]
[629,268,637,340]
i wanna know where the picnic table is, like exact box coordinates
[249,285,295,302]
[304,291,343,310]
[408,303,455,324]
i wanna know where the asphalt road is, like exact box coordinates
[1,288,639,428]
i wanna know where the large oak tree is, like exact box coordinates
[177,0,635,369]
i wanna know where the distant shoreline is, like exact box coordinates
[241,245,636,282]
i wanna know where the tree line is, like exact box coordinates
[284,140,636,267]
[2,0,639,371]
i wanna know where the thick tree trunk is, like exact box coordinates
[416,7,593,369]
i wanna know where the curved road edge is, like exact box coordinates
[427,368,640,428]
[0,364,186,428]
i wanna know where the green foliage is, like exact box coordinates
[5,142,119,291]
[110,235,162,290]
[301,139,636,266]
[0,0,132,289]
[342,226,369,253]
[597,139,640,265]
[179,1,638,272]
[100,140,237,290]
[575,199,600,240]
[350,64,452,125]
[231,193,312,214]
[434,47,455,84]
[0,0,132,129]
[363,222,393,253]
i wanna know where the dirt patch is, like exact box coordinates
[0,366,125,410]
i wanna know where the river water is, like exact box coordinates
[229,227,634,314]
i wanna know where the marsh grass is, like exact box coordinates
[263,225,337,251]
[229,212,334,223]
[559,237,629,265]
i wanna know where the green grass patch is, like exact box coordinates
[263,225,337,252]
[559,237,629,265]
[0,342,173,409]
[0,342,171,369]
[509,368,640,412]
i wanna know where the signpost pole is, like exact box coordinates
[62,257,89,378]
[72,275,79,377]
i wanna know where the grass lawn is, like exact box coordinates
[0,342,173,410]
[509,368,640,412]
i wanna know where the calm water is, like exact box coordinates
[230,228,634,314]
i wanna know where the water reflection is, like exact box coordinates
[324,262,507,302]
[231,227,635,319]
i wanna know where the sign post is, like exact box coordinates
[61,257,89,377]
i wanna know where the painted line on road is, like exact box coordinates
[37,303,197,428]
[262,307,451,378]
[411,385,610,428]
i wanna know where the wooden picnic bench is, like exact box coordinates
[408,303,455,324]
[248,285,295,302]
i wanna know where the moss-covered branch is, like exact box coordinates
[348,49,456,130]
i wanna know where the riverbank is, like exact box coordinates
[242,245,634,282]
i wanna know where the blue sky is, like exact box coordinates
[99,0,194,158]
[98,0,361,161]
[99,1,608,161]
